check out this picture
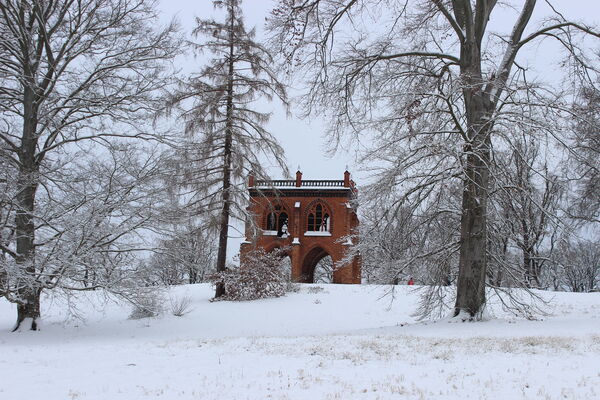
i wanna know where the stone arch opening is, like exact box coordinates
[313,255,333,283]
[264,245,292,281]
[301,246,334,283]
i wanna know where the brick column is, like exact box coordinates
[343,170,350,187]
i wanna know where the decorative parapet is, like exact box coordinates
[248,170,357,195]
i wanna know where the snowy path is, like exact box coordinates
[1,284,599,399]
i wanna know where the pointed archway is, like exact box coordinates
[300,246,331,283]
[241,170,361,284]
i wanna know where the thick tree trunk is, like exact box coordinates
[13,288,41,331]
[13,178,40,331]
[454,39,492,318]
[214,4,236,298]
[13,80,42,330]
[454,140,490,318]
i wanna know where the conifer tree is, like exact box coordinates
[167,0,288,298]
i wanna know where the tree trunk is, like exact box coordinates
[13,179,40,331]
[523,246,533,288]
[13,78,42,330]
[214,3,236,298]
[13,162,41,331]
[454,39,492,318]
[13,288,41,331]
[495,236,508,287]
[454,139,490,318]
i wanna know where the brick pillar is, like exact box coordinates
[296,170,302,187]
[291,244,302,282]
[248,174,254,187]
[331,254,350,284]
[343,170,350,187]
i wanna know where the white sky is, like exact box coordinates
[157,0,355,183]
[155,0,600,258]
[156,0,600,182]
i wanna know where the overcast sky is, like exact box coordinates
[156,0,354,183]
[156,0,600,182]
[155,0,600,257]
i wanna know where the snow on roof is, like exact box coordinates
[253,185,353,190]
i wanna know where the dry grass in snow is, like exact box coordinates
[0,283,599,399]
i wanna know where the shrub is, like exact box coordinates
[307,286,326,294]
[169,295,193,317]
[128,294,163,319]
[212,248,289,301]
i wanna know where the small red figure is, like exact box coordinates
[407,277,414,286]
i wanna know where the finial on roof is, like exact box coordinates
[295,168,302,187]
[344,169,350,187]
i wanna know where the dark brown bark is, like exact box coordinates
[453,32,493,318]
[14,176,41,331]
[214,2,236,298]
[13,288,41,331]
[454,137,490,318]
[13,82,42,330]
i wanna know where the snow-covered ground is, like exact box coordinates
[1,284,599,399]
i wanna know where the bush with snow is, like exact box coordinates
[169,295,193,317]
[211,248,290,301]
[128,292,164,319]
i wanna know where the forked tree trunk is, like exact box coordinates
[214,3,236,298]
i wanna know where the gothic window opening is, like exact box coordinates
[267,212,277,231]
[278,212,289,237]
[264,205,289,237]
[307,203,331,232]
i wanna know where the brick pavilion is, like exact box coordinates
[240,170,361,284]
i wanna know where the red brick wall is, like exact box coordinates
[240,183,361,284]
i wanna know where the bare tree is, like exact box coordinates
[144,226,217,286]
[165,0,288,298]
[358,191,459,288]
[556,239,600,293]
[492,137,563,289]
[570,83,600,223]
[0,0,179,330]
[268,0,600,319]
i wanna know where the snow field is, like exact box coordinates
[0,284,599,399]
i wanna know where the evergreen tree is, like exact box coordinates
[167,0,288,298]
